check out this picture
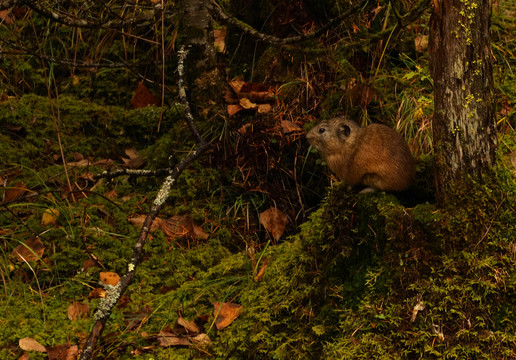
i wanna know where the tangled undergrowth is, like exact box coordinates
[1,0,516,359]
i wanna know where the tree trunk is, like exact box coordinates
[429,0,497,204]
[178,0,216,69]
[177,0,223,115]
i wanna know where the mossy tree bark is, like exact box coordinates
[429,0,497,204]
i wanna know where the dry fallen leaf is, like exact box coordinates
[121,148,146,169]
[157,331,191,347]
[227,104,243,117]
[68,159,93,167]
[67,301,90,321]
[12,237,45,262]
[128,215,162,232]
[510,151,516,169]
[19,337,46,352]
[131,81,160,109]
[257,103,272,114]
[213,302,243,330]
[281,120,302,133]
[3,181,28,203]
[259,207,288,242]
[46,343,78,360]
[41,208,60,226]
[99,271,121,286]
[192,223,210,241]
[239,97,257,110]
[189,333,211,345]
[88,288,106,299]
[177,316,200,334]
[130,214,209,240]
[160,215,191,238]
[237,123,252,136]
[228,78,245,94]
[82,258,98,271]
[163,215,209,240]
[226,79,275,116]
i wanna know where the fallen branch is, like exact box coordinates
[79,46,209,360]
[94,167,171,181]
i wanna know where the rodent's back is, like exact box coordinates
[306,117,415,191]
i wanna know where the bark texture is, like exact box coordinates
[178,0,216,69]
[429,0,497,203]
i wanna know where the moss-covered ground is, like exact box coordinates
[1,1,516,359]
[1,93,515,359]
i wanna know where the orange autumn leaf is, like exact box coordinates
[227,104,243,117]
[88,288,106,299]
[131,81,160,109]
[228,78,245,94]
[213,302,243,330]
[99,271,121,286]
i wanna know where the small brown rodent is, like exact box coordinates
[306,116,415,191]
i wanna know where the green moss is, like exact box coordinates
[133,164,516,359]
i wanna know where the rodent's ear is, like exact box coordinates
[340,124,351,138]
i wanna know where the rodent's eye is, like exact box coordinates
[318,128,326,134]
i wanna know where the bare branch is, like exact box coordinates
[209,0,370,44]
[94,168,171,181]
[22,0,162,29]
[78,45,210,360]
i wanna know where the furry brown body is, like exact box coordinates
[306,117,415,191]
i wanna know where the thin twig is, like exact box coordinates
[78,45,209,360]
